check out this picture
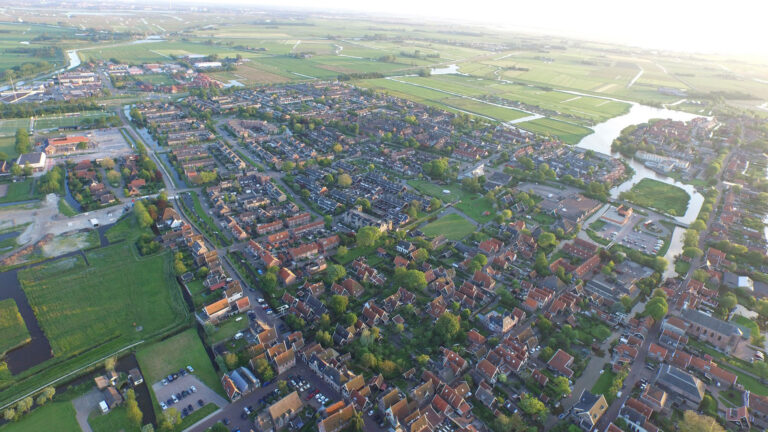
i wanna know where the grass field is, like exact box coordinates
[622,179,689,216]
[422,213,476,240]
[0,299,30,356]
[455,197,496,224]
[18,240,187,359]
[88,404,136,432]
[732,315,760,342]
[591,369,616,396]
[33,110,113,131]
[0,137,15,159]
[0,401,80,432]
[0,179,40,204]
[135,328,220,394]
[515,118,593,144]
[406,180,473,203]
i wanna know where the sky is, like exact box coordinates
[202,0,768,57]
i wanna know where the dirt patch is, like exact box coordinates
[40,231,96,257]
[0,184,8,198]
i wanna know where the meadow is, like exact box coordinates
[622,178,690,216]
[515,118,593,144]
[18,241,187,359]
[0,299,30,356]
[422,214,476,240]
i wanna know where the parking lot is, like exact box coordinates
[52,127,134,164]
[594,212,668,255]
[151,373,228,419]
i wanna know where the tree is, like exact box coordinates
[620,295,633,312]
[16,397,33,414]
[350,410,365,432]
[644,297,668,321]
[282,161,295,172]
[534,252,550,276]
[435,312,460,343]
[3,408,15,421]
[336,245,348,258]
[337,173,352,187]
[159,408,182,432]
[679,410,725,432]
[100,157,116,169]
[683,247,703,258]
[411,248,429,263]
[519,394,548,421]
[10,163,21,177]
[690,219,707,231]
[278,380,289,396]
[356,226,380,247]
[379,359,399,377]
[699,394,717,416]
[537,232,557,249]
[14,128,30,154]
[125,389,143,427]
[106,170,121,185]
[253,357,275,382]
[328,294,349,316]
[394,267,427,291]
[718,292,738,312]
[324,264,347,284]
[224,352,238,370]
[493,413,527,432]
[552,376,571,398]
[35,386,55,406]
[344,312,357,326]
[361,352,377,369]
[417,354,430,366]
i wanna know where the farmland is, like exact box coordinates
[621,178,690,216]
[515,117,593,144]
[0,299,30,356]
[422,213,477,240]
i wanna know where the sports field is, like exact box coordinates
[18,241,187,359]
[136,328,221,394]
[422,213,476,240]
[33,110,113,131]
[621,179,690,216]
[0,299,30,356]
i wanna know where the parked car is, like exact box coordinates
[160,402,167,411]
[161,378,168,386]
[187,365,195,373]
[190,385,197,393]
[171,394,179,404]
[197,399,204,407]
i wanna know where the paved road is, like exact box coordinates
[71,389,102,432]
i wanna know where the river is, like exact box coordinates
[573,93,704,225]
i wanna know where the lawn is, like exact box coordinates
[178,403,218,429]
[135,328,220,394]
[406,180,473,203]
[18,240,187,359]
[591,369,616,396]
[674,260,691,276]
[0,179,40,204]
[515,118,593,144]
[622,179,689,216]
[732,315,760,342]
[0,137,16,159]
[89,404,137,432]
[0,401,80,432]
[208,313,249,345]
[422,213,477,240]
[455,197,496,223]
[0,299,31,356]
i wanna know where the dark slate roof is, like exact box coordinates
[680,309,741,337]
[655,364,705,402]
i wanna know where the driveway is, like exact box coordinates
[152,374,228,417]
[71,388,103,432]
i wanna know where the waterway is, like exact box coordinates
[430,64,467,76]
[573,92,704,225]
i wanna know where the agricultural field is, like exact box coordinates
[515,118,593,144]
[0,22,83,77]
[135,328,220,394]
[621,178,690,216]
[0,299,30,356]
[422,213,476,240]
[18,241,186,359]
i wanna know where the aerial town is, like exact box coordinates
[1,2,768,432]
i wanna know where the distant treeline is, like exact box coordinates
[0,100,103,120]
[5,46,63,58]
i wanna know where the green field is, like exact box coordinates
[33,110,113,131]
[208,313,249,345]
[135,328,220,394]
[422,213,476,240]
[0,118,28,137]
[0,401,79,432]
[89,404,136,432]
[515,118,593,144]
[455,197,496,224]
[0,299,30,356]
[407,180,473,203]
[590,369,616,397]
[18,240,186,359]
[621,179,690,216]
[0,179,41,204]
